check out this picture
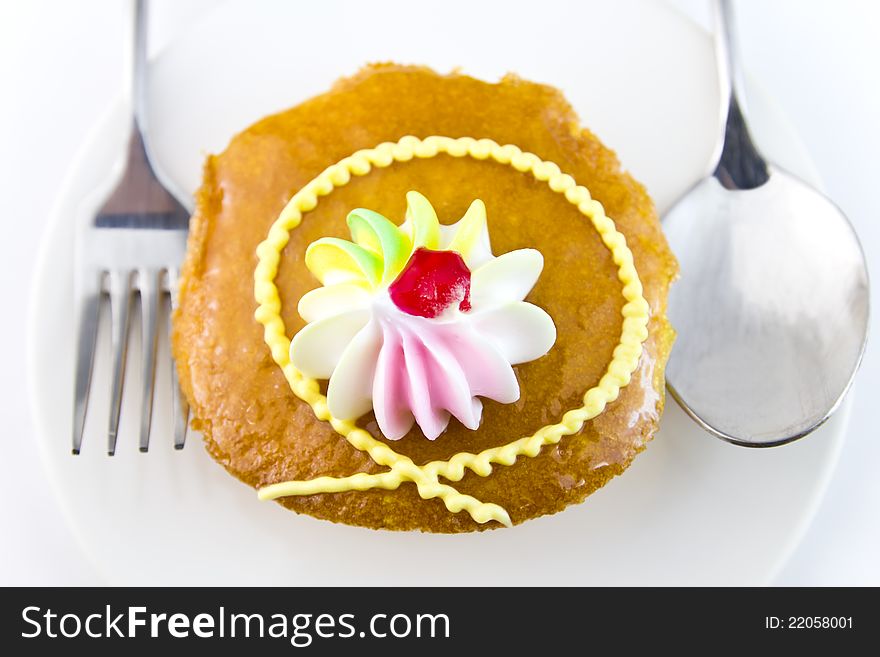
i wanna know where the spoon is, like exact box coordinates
[662,0,870,447]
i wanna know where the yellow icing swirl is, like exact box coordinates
[253,135,650,527]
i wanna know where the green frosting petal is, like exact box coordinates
[305,237,383,288]
[346,208,412,284]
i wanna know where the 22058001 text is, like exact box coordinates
[765,616,853,629]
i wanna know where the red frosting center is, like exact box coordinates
[389,248,472,318]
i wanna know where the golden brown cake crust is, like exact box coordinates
[172,64,678,532]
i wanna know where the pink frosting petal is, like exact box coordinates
[412,324,482,431]
[399,329,452,440]
[428,321,520,404]
[369,316,524,441]
[372,322,415,440]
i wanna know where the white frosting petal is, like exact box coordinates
[297,283,372,323]
[469,249,544,311]
[289,308,370,379]
[327,319,382,420]
[470,302,557,365]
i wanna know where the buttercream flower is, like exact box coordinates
[289,191,556,440]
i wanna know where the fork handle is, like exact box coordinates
[123,0,193,213]
[122,0,149,141]
[120,0,154,186]
[131,0,149,137]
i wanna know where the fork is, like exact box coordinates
[72,0,190,455]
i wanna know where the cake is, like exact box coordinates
[172,64,677,532]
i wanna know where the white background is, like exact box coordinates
[1,0,877,585]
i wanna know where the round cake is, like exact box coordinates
[172,64,677,532]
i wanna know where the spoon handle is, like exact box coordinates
[712,0,769,190]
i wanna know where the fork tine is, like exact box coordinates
[171,351,190,450]
[107,270,134,456]
[168,267,189,449]
[72,270,102,455]
[138,268,161,453]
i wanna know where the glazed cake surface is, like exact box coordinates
[172,64,677,532]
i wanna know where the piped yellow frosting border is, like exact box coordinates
[253,135,650,527]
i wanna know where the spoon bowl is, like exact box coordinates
[663,0,870,446]
[664,166,869,446]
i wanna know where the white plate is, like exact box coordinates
[28,0,848,585]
